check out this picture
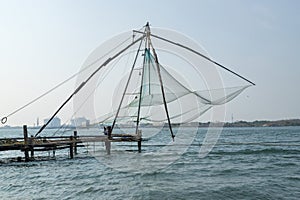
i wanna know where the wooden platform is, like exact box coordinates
[0,125,142,162]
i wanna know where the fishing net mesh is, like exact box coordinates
[72,28,251,129]
[108,48,248,126]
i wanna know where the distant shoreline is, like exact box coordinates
[1,119,300,129]
[198,119,300,128]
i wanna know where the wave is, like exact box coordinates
[212,148,300,155]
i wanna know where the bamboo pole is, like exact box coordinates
[69,136,74,159]
[23,125,29,162]
[74,131,78,155]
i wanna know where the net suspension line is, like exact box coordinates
[1,35,134,125]
[133,30,255,86]
[111,30,146,132]
[34,35,145,137]
[146,24,175,140]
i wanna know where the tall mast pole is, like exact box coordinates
[146,23,175,141]
[111,32,145,131]
[135,23,150,135]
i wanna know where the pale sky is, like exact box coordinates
[0,0,299,126]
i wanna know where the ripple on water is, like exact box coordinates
[0,127,300,199]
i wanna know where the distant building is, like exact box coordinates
[71,117,90,127]
[43,117,61,128]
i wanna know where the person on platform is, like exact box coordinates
[103,127,108,135]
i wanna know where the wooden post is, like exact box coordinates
[105,140,111,155]
[73,131,78,155]
[105,126,112,155]
[138,140,141,153]
[30,135,34,159]
[107,126,112,139]
[137,130,142,153]
[23,125,29,162]
[70,136,74,159]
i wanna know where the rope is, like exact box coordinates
[151,32,256,86]
[35,35,145,137]
[112,30,145,131]
[1,35,133,125]
[133,30,255,86]
[52,51,125,137]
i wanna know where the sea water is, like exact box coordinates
[0,126,299,199]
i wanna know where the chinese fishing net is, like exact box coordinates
[72,27,251,134]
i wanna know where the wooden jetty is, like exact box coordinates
[0,125,142,162]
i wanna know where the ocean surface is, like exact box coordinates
[0,126,299,200]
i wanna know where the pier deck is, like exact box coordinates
[0,125,142,161]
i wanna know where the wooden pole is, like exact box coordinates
[106,126,112,155]
[105,140,111,155]
[107,126,112,140]
[30,135,34,159]
[137,130,142,153]
[150,45,175,140]
[73,131,78,155]
[23,125,29,162]
[138,140,141,153]
[69,136,74,159]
